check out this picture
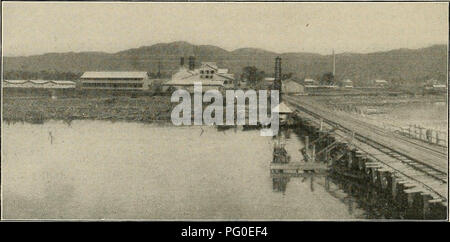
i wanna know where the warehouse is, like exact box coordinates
[3,80,77,97]
[80,71,150,90]
[281,79,305,95]
[3,80,76,89]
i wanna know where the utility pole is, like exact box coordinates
[332,49,336,77]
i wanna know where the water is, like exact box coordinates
[371,101,448,130]
[3,120,363,220]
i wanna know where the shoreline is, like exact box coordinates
[2,92,447,125]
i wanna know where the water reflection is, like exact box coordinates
[4,120,441,220]
[270,126,444,220]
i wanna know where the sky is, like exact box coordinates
[2,2,448,57]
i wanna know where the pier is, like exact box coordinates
[277,94,448,219]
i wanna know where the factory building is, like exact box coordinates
[3,80,77,97]
[3,80,76,89]
[80,71,150,90]
[163,57,235,92]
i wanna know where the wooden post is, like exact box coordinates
[379,172,387,190]
[319,119,323,131]
[347,152,353,169]
[325,176,330,191]
[407,193,414,208]
[305,136,309,155]
[436,132,440,145]
[423,196,430,219]
[391,175,397,200]
[311,145,316,162]
[371,168,377,184]
[408,124,412,138]
[358,157,364,170]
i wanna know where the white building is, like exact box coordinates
[281,80,305,94]
[302,78,319,88]
[163,60,235,92]
[342,79,353,88]
[373,79,388,87]
[80,71,150,90]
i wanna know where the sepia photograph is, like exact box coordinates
[1,1,448,224]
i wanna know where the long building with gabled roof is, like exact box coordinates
[80,71,150,90]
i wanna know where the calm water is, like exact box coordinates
[372,101,448,131]
[3,120,363,220]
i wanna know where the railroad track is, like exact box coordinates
[284,95,448,185]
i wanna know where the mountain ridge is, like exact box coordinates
[3,41,447,84]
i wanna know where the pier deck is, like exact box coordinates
[284,95,448,205]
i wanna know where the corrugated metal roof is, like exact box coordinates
[432,84,446,88]
[218,69,228,74]
[3,80,76,89]
[164,79,224,86]
[4,80,28,84]
[52,80,76,85]
[273,102,293,113]
[281,80,304,93]
[201,62,218,70]
[81,71,147,79]
[4,80,75,85]
[216,73,234,80]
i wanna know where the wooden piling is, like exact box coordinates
[325,176,330,191]
[311,145,316,162]
[423,195,431,219]
[371,168,377,184]
[305,136,309,155]
[379,171,387,190]
[391,175,397,200]
[347,152,353,169]
[407,193,414,208]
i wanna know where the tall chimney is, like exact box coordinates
[180,57,185,67]
[274,56,282,89]
[188,56,195,70]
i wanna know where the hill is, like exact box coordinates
[3,42,447,85]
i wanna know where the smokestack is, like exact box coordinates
[157,60,161,78]
[274,56,282,86]
[180,57,185,67]
[188,56,195,70]
[274,56,282,102]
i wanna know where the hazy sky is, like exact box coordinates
[2,2,448,56]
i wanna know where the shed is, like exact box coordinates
[281,80,305,94]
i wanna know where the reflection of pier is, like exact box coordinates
[270,121,446,219]
[270,162,328,173]
[271,129,329,193]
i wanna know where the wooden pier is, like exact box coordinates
[283,95,448,219]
